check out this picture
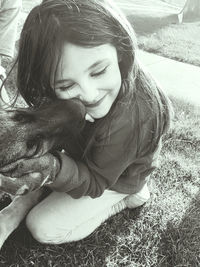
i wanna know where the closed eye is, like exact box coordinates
[91,66,108,77]
[58,84,74,91]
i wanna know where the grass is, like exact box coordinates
[134,0,200,67]
[119,0,200,67]
[1,0,200,266]
[0,96,200,266]
[137,21,200,67]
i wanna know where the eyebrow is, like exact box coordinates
[56,59,108,85]
[87,59,106,71]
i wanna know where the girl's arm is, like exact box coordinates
[48,106,161,199]
[0,100,163,198]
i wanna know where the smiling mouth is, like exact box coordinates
[85,95,107,108]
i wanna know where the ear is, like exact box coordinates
[12,110,36,123]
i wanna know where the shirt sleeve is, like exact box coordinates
[50,108,136,198]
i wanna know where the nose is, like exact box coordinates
[79,80,99,105]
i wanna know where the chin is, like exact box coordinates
[91,108,110,120]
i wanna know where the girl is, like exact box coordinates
[6,0,173,244]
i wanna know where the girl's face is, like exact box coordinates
[55,43,122,120]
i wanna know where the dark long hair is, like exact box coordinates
[17,0,136,105]
[17,0,173,156]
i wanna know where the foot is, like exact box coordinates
[124,183,150,209]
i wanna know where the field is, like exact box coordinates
[0,0,200,266]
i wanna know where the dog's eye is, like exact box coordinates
[26,134,43,150]
[26,139,36,150]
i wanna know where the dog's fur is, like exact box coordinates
[0,99,86,249]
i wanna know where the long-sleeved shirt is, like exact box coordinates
[52,92,163,199]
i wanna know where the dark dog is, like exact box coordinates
[0,98,86,249]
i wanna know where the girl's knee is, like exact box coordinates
[26,208,50,244]
[26,207,72,244]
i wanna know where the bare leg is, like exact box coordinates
[0,188,43,249]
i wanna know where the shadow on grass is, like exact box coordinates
[158,189,200,266]
[127,13,179,35]
[0,204,144,266]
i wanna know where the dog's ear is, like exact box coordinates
[11,97,52,124]
[12,110,36,124]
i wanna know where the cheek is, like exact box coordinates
[55,92,68,100]
[108,67,122,91]
[55,90,71,100]
[55,91,64,100]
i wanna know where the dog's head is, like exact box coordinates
[0,99,86,167]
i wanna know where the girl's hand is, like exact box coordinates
[0,153,60,195]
